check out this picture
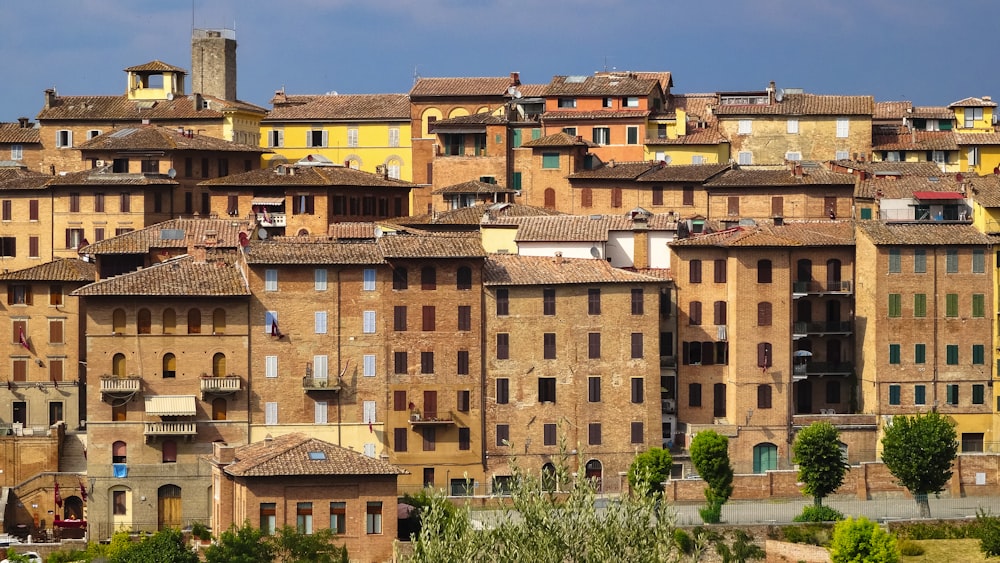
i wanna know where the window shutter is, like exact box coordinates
[363,354,375,377]
[714,301,727,325]
[315,311,327,334]
[757,342,772,368]
[266,402,278,425]
[315,401,328,424]
[313,355,328,379]
[363,401,376,424]
[689,301,702,325]
[321,130,329,147]
[265,356,278,378]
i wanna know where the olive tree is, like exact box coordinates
[880,411,958,518]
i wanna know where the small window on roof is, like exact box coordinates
[308,451,326,460]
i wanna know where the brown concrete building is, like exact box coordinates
[243,231,487,493]
[208,433,406,563]
[518,132,596,211]
[482,253,669,493]
[74,219,250,537]
[202,161,413,236]
[0,119,42,171]
[669,220,874,475]
[703,164,857,223]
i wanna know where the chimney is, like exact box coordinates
[984,96,992,102]
[510,72,520,86]
[177,127,185,134]
[44,89,57,109]
[608,159,616,168]
[774,216,784,226]
[17,117,30,128]
[576,135,583,143]
[213,442,235,464]
[193,93,202,111]
[554,251,563,264]
[204,230,219,246]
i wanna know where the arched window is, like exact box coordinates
[162,353,176,378]
[162,440,177,463]
[112,309,126,334]
[212,398,227,421]
[137,309,151,334]
[213,353,227,377]
[797,259,813,283]
[112,440,127,463]
[757,259,772,284]
[713,382,727,418]
[456,267,472,290]
[187,309,201,334]
[297,228,309,236]
[157,485,182,530]
[796,300,812,323]
[752,443,778,473]
[544,188,556,209]
[826,259,842,290]
[162,308,176,334]
[213,308,226,334]
[541,462,557,492]
[581,187,593,208]
[584,459,603,492]
[385,156,403,180]
[112,353,126,377]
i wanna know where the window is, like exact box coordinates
[738,151,752,165]
[945,294,958,317]
[264,310,278,335]
[965,107,984,128]
[888,248,901,273]
[758,342,773,369]
[543,423,557,446]
[946,344,959,365]
[836,117,849,138]
[787,119,799,134]
[757,259,772,283]
[588,333,601,359]
[56,129,73,148]
[683,186,694,206]
[363,268,376,291]
[946,249,958,273]
[187,308,201,334]
[497,424,510,446]
[392,268,408,290]
[588,423,602,445]
[420,351,434,374]
[914,385,926,405]
[973,344,985,365]
[611,187,623,208]
[542,153,560,169]
[422,427,435,451]
[973,294,985,317]
[714,301,727,325]
[588,377,601,402]
[296,502,313,535]
[496,378,509,404]
[265,402,278,425]
[29,200,38,221]
[315,311,327,334]
[557,98,576,108]
[915,343,926,364]
[946,384,959,405]
[592,127,610,145]
[689,383,702,407]
[346,127,359,148]
[455,266,473,290]
[652,186,664,206]
[8,284,30,306]
[626,126,639,145]
[260,503,276,535]
[888,384,901,405]
[588,288,601,314]
[631,333,644,359]
[825,383,841,405]
[388,126,400,147]
[969,383,985,406]
[422,306,436,331]
[631,378,644,403]
[363,354,376,376]
[366,502,382,534]
[329,502,346,534]
[543,288,556,315]
[10,145,22,160]
[888,294,902,317]
[292,194,315,215]
[363,311,376,333]
[393,351,407,374]
[889,344,900,364]
[913,294,927,318]
[973,249,985,273]
[264,269,278,291]
[689,259,702,283]
[61,226,82,248]
[136,309,151,334]
[907,247,925,273]
[713,259,727,283]
[49,319,64,344]
[496,333,509,360]
[738,120,752,135]
[688,301,702,325]
[751,384,772,409]
[113,490,127,516]
[581,187,593,208]
[538,377,556,403]
[457,390,470,412]
[390,306,407,332]
[623,96,640,108]
[543,333,556,359]
[631,422,644,444]
[25,235,36,258]
[421,267,436,290]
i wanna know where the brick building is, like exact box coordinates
[482,253,669,492]
[0,119,42,171]
[208,433,406,563]
[703,164,857,223]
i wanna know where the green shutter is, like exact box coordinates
[914,343,926,364]
[860,208,872,220]
[914,294,926,317]
[889,344,901,364]
[888,249,901,273]
[914,385,926,405]
[888,294,901,317]
[947,345,959,365]
[914,249,926,273]
[627,127,638,145]
[542,153,560,169]
[889,385,901,405]
[973,294,985,317]
[511,171,522,191]
[973,249,985,273]
[531,128,542,140]
[946,250,958,273]
[973,344,985,365]
[512,129,522,148]
[947,385,958,405]
[946,294,958,317]
[973,384,985,405]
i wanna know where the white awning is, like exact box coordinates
[145,395,197,416]
[251,197,285,206]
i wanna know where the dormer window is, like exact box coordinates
[557,98,577,108]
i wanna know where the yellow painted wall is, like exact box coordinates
[644,144,729,165]
[958,145,1000,175]
[261,121,413,181]
[951,414,995,451]
[480,225,519,253]
[954,107,994,132]
[250,423,386,456]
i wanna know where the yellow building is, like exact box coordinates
[967,175,1000,444]
[262,93,413,181]
[950,97,1000,175]
[645,95,730,165]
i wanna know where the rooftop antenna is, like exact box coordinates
[413,65,421,86]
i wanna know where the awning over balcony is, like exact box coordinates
[913,191,964,200]
[251,197,285,206]
[145,395,197,416]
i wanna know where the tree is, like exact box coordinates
[690,430,734,524]
[829,516,899,563]
[271,525,347,563]
[880,411,958,518]
[627,447,673,496]
[793,422,849,507]
[110,528,199,563]
[205,522,276,563]
[405,452,680,562]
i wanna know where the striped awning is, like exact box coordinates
[145,395,197,416]
[251,197,285,206]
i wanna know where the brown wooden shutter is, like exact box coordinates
[49,320,63,344]
[49,359,63,382]
[393,390,406,411]
[423,391,437,420]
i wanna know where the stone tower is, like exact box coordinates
[191,28,237,101]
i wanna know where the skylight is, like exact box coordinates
[308,451,326,460]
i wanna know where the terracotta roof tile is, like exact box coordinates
[0,168,50,190]
[645,125,729,145]
[81,218,247,255]
[954,133,1000,145]
[264,94,410,121]
[201,164,413,189]
[432,180,517,195]
[73,254,249,296]
[541,109,650,121]
[0,123,40,144]
[829,159,945,177]
[668,93,718,122]
[124,60,187,73]
[484,254,666,286]
[968,175,1000,207]
[430,113,506,129]
[705,167,856,187]
[872,130,958,151]
[671,220,855,247]
[401,203,562,226]
[245,238,383,265]
[857,221,991,245]
[910,106,954,119]
[78,125,269,153]
[637,162,731,182]
[224,433,407,477]
[37,93,266,121]
[546,74,659,97]
[568,161,657,180]
[409,77,513,98]
[328,223,380,239]
[620,71,673,92]
[518,84,549,97]
[949,97,998,108]
[377,233,485,258]
[714,93,874,116]
[46,168,179,187]
[521,132,597,148]
[509,214,676,243]
[874,101,911,120]
[856,175,964,199]
[0,258,96,282]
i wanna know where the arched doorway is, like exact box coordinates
[541,462,557,492]
[157,484,182,530]
[543,188,556,209]
[585,459,603,492]
[63,495,83,521]
[753,443,778,473]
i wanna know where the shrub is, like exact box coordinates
[782,523,834,546]
[699,504,722,525]
[793,505,845,523]
[830,517,899,563]
[898,540,925,556]
[976,509,1000,558]
[890,519,978,540]
[673,529,693,554]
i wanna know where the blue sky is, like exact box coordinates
[1,0,997,122]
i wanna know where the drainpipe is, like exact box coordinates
[932,248,939,409]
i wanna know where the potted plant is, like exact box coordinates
[191,521,211,545]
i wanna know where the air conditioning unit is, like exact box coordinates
[95,160,106,167]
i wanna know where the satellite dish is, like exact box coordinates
[167,168,176,178]
[257,228,269,240]
[166,92,174,101]
[590,246,601,258]
[507,86,522,99]
[775,88,784,102]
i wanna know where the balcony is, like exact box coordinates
[302,376,341,392]
[792,321,853,338]
[793,361,854,378]
[255,212,286,227]
[200,375,242,396]
[408,411,455,426]
[144,421,197,437]
[792,280,853,297]
[100,376,141,397]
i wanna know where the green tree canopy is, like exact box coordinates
[880,411,958,518]
[204,522,276,563]
[110,528,199,563]
[690,430,734,524]
[793,422,850,507]
[627,447,673,496]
